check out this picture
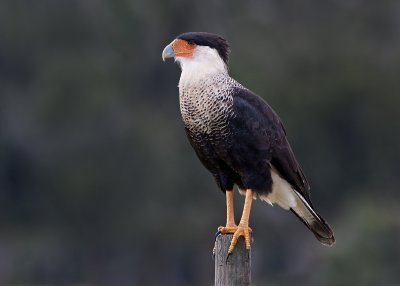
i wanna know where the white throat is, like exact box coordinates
[177,46,228,88]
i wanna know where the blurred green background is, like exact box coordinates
[1,0,399,285]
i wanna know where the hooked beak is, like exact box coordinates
[162,44,175,62]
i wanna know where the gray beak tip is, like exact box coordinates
[162,44,175,62]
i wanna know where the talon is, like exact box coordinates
[215,230,222,240]
[226,252,231,264]
[212,230,222,259]
[228,224,252,253]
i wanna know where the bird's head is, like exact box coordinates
[162,32,230,76]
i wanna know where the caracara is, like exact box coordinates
[162,32,335,253]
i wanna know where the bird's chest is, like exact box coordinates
[179,85,233,136]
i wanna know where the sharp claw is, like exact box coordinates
[215,230,222,240]
[213,230,222,260]
[226,252,231,264]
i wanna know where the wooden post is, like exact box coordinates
[214,234,251,286]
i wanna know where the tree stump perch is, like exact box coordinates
[214,234,251,286]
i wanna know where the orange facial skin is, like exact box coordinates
[171,39,195,58]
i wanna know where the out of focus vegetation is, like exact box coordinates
[1,0,399,285]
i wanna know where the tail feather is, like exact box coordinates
[291,190,335,246]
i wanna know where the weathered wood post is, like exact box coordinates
[214,234,251,286]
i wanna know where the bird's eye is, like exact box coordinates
[188,40,195,45]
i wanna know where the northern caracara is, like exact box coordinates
[162,32,335,254]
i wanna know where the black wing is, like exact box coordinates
[231,87,312,204]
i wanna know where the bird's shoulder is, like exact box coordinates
[230,86,286,144]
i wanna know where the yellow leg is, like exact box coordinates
[228,189,253,253]
[214,190,237,255]
[218,190,237,234]
[226,191,236,227]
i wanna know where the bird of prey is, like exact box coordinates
[162,32,335,254]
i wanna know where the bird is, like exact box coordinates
[162,32,335,254]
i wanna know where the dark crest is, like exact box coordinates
[177,32,230,64]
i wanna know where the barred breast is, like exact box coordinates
[179,74,242,141]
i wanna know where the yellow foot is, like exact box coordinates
[228,224,252,254]
[218,225,253,234]
[213,225,237,256]
[213,225,253,256]
[218,225,238,234]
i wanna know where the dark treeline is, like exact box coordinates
[0,0,399,285]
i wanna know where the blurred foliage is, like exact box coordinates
[0,0,399,285]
